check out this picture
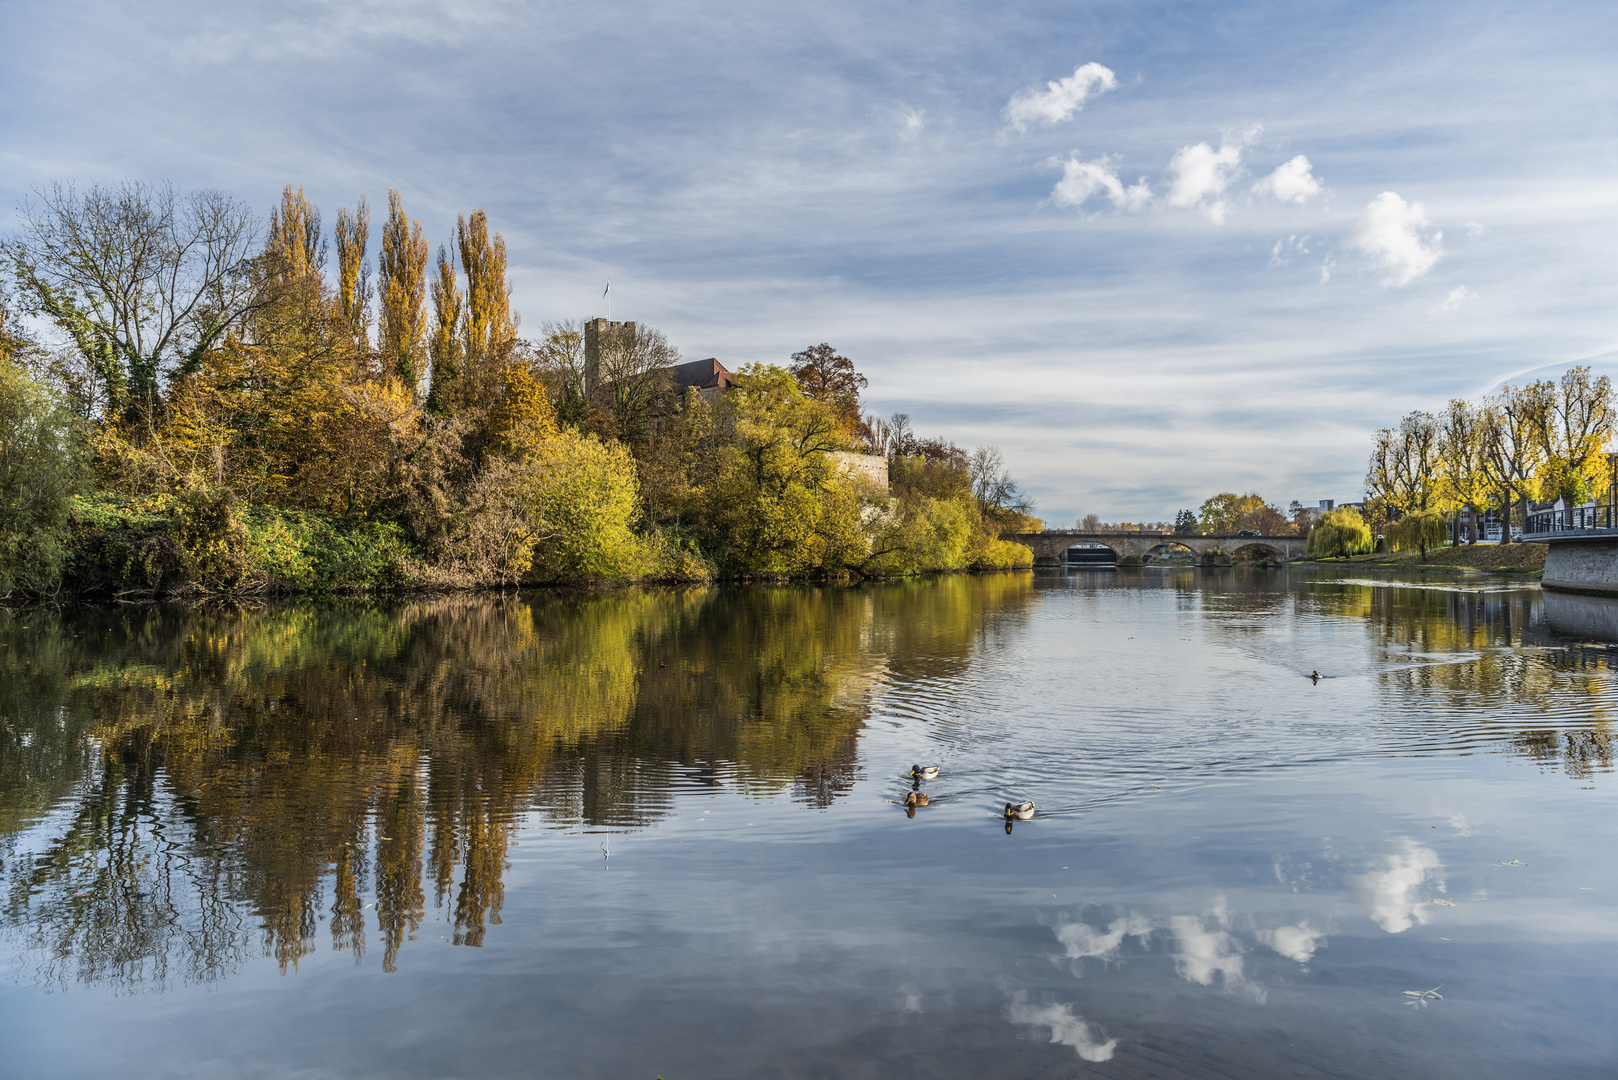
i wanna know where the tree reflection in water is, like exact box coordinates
[0,576,1034,988]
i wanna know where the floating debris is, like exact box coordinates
[1498,859,1528,866]
[1403,985,1444,1008]
[1430,898,1457,907]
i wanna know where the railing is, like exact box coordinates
[1524,504,1618,536]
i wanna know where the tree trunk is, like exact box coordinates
[1501,490,1511,544]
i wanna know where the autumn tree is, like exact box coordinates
[377,190,428,395]
[1478,384,1548,543]
[1536,366,1614,505]
[1437,398,1492,543]
[5,181,262,421]
[0,357,86,592]
[426,244,465,415]
[333,197,372,347]
[789,343,867,433]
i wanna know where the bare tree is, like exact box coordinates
[968,445,1034,517]
[595,322,678,443]
[5,181,262,420]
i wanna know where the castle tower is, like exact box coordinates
[583,318,636,394]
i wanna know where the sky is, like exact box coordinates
[2,0,1616,525]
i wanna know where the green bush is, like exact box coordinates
[241,506,415,592]
[971,538,1035,570]
[1306,507,1374,558]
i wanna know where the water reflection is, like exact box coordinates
[0,578,1035,989]
[1347,838,1445,934]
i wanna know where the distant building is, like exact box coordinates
[667,357,735,403]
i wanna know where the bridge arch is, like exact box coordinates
[1143,541,1197,563]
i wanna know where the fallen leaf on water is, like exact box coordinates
[1430,898,1456,907]
[1498,859,1527,866]
[1402,986,1444,1008]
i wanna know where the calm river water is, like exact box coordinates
[2,568,1616,1079]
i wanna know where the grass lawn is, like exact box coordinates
[1304,542,1545,573]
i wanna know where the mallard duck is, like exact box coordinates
[910,764,939,780]
[1004,800,1035,820]
[1309,670,1321,682]
[904,791,930,807]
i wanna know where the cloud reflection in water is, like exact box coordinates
[1006,994,1118,1062]
[1347,838,1445,933]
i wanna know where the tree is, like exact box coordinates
[377,190,428,395]
[788,343,867,433]
[1387,511,1449,559]
[1305,507,1373,558]
[264,185,324,284]
[333,197,372,347]
[1437,398,1492,544]
[1174,509,1197,535]
[1199,492,1290,534]
[425,245,465,415]
[6,181,262,420]
[1537,365,1614,505]
[456,210,517,379]
[967,445,1035,526]
[1478,383,1548,543]
[0,358,86,593]
[1366,411,1442,525]
[594,323,678,445]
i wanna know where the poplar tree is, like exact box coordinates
[426,244,464,414]
[333,197,372,346]
[265,186,324,283]
[377,190,428,394]
[455,210,516,384]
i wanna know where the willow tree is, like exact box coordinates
[377,190,428,395]
[333,197,371,347]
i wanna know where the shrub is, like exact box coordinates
[527,430,646,582]
[971,538,1035,570]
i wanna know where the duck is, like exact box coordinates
[1004,800,1035,820]
[909,764,940,780]
[1309,670,1321,682]
[904,791,930,808]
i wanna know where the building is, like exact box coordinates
[667,357,735,403]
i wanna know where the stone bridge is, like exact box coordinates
[1005,531,1307,567]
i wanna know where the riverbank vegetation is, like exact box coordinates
[1364,366,1615,543]
[0,182,1035,599]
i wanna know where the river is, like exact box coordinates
[2,568,1615,1079]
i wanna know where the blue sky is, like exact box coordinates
[3,0,1615,524]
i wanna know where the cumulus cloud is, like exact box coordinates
[1432,285,1478,315]
[1049,154,1152,211]
[1004,63,1118,132]
[1348,191,1443,286]
[899,106,926,141]
[1347,837,1444,933]
[1465,222,1487,240]
[1006,997,1118,1062]
[1255,921,1327,967]
[1166,127,1259,223]
[1253,155,1323,204]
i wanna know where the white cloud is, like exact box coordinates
[1465,222,1487,240]
[1432,285,1478,315]
[1270,234,1311,267]
[1348,191,1443,286]
[1049,154,1152,211]
[1253,155,1323,204]
[1167,902,1262,1001]
[1255,921,1327,966]
[1320,254,1336,284]
[1006,997,1118,1062]
[899,106,926,141]
[1004,63,1118,132]
[1166,126,1260,223]
[1347,837,1444,933]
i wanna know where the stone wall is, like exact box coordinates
[1541,538,1618,595]
[828,452,889,493]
